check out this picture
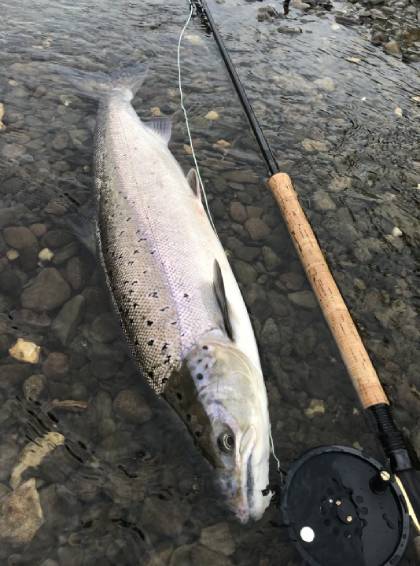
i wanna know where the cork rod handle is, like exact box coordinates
[267,172,388,409]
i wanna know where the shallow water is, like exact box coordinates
[0,0,419,564]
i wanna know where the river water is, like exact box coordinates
[0,0,419,564]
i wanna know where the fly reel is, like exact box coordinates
[281,446,410,566]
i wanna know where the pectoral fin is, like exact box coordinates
[187,168,202,203]
[213,260,233,341]
[145,117,172,145]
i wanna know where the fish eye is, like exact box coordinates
[217,432,235,453]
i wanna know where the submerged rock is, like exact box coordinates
[3,226,38,250]
[244,217,270,240]
[113,389,152,424]
[21,268,71,312]
[199,522,235,556]
[42,352,69,378]
[8,338,41,365]
[0,479,44,545]
[51,294,85,345]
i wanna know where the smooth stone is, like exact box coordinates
[301,138,330,152]
[0,479,43,545]
[13,309,51,328]
[313,190,336,211]
[29,223,47,238]
[244,217,270,240]
[42,352,69,378]
[262,246,282,270]
[113,389,152,424]
[21,268,71,312]
[23,374,47,401]
[288,290,317,309]
[90,312,120,343]
[384,40,401,57]
[199,523,235,556]
[329,175,352,192]
[38,248,54,262]
[229,201,247,223]
[3,226,38,250]
[19,246,39,271]
[233,260,258,285]
[0,268,23,295]
[42,230,74,249]
[51,294,85,345]
[65,256,86,290]
[278,272,304,291]
[371,30,386,46]
[52,241,79,265]
[2,144,26,160]
[261,318,281,347]
[51,132,69,151]
[314,77,335,91]
[0,207,24,229]
[205,110,220,121]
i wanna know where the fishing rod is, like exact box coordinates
[188,1,420,564]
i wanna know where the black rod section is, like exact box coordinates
[192,0,280,176]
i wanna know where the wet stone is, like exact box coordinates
[0,364,32,387]
[229,201,247,223]
[0,439,19,481]
[90,312,120,343]
[261,317,281,347]
[199,522,235,556]
[288,290,318,309]
[23,374,47,401]
[233,260,258,285]
[3,226,38,250]
[244,217,270,240]
[278,272,304,291]
[91,359,120,380]
[65,256,86,290]
[312,190,336,211]
[262,246,282,270]
[42,230,74,249]
[141,496,190,539]
[113,389,152,424]
[30,224,48,239]
[42,352,69,379]
[51,294,85,345]
[21,268,71,312]
[52,241,79,265]
[0,479,43,545]
[384,39,401,57]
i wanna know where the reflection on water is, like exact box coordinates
[0,0,419,564]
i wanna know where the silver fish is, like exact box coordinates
[61,64,272,522]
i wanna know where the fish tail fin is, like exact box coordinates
[50,62,148,102]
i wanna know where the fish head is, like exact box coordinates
[165,336,272,523]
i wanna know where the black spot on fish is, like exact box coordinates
[176,392,183,400]
[161,343,168,351]
[202,345,208,350]
[129,318,134,324]
[134,250,139,254]
[148,370,154,378]
[135,339,139,346]
[148,339,154,346]
[195,431,201,437]
[186,414,191,421]
[133,302,138,309]
[184,293,189,298]
[162,377,168,384]
[147,320,153,326]
[196,373,203,380]
[160,306,169,312]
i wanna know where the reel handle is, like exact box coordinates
[267,172,388,409]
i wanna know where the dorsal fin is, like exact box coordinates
[144,117,172,145]
[186,168,202,202]
[213,260,233,341]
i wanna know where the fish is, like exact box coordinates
[57,63,272,522]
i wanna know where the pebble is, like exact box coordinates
[51,294,85,345]
[301,138,330,152]
[65,256,86,291]
[233,260,258,285]
[2,144,26,160]
[141,496,190,538]
[384,39,401,57]
[329,175,352,192]
[0,479,44,545]
[391,226,403,237]
[229,201,247,223]
[42,352,69,378]
[244,217,270,240]
[346,56,361,64]
[262,246,282,270]
[38,248,54,262]
[205,110,220,121]
[29,223,47,238]
[312,190,336,211]
[42,230,74,249]
[9,338,41,365]
[150,106,162,117]
[3,226,38,250]
[260,317,281,347]
[199,522,235,556]
[183,144,193,155]
[394,107,403,118]
[314,77,335,92]
[21,268,71,312]
[305,399,326,418]
[113,389,153,424]
[288,290,317,309]
[23,374,47,401]
[52,241,79,265]
[90,312,120,343]
[6,249,19,261]
[51,132,69,151]
[214,139,231,149]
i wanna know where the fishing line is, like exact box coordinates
[177,1,218,235]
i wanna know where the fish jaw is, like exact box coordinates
[164,334,272,523]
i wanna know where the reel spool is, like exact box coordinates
[281,446,410,566]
